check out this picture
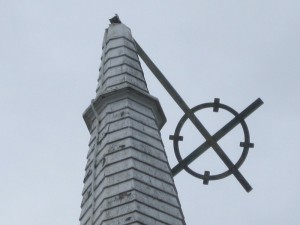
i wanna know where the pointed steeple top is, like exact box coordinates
[96,17,149,96]
[109,14,122,24]
[85,18,167,132]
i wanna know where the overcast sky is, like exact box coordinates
[1,1,300,225]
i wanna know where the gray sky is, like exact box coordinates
[1,1,299,224]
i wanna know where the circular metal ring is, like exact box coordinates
[172,101,251,181]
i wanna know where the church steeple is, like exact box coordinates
[80,17,186,225]
[96,17,149,97]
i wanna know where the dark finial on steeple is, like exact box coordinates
[109,14,121,24]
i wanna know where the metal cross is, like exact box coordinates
[134,40,263,192]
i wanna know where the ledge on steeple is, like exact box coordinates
[83,85,167,133]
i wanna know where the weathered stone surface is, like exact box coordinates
[80,22,185,225]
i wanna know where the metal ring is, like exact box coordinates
[172,101,251,181]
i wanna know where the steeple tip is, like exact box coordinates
[109,14,122,24]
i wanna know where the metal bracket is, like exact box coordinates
[134,39,263,192]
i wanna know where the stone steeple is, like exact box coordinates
[80,18,186,225]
